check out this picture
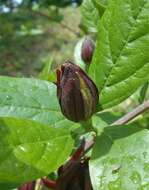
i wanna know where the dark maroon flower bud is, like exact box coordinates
[18,181,35,190]
[56,159,93,190]
[56,62,99,122]
[81,37,95,64]
[42,178,56,189]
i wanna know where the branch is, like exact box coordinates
[60,22,81,37]
[111,100,149,126]
[31,10,81,37]
[84,99,149,153]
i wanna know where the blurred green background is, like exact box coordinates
[0,0,82,77]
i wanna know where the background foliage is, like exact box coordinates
[0,0,82,76]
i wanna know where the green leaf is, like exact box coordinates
[139,82,149,103]
[90,124,149,190]
[0,117,74,183]
[74,37,86,70]
[92,111,123,134]
[38,57,56,82]
[0,76,75,128]
[89,0,149,109]
[93,0,109,16]
[0,183,19,190]
[81,0,99,33]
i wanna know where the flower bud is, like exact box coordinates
[56,62,99,122]
[56,159,93,190]
[81,37,95,64]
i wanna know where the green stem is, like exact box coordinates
[81,118,97,134]
[85,64,90,73]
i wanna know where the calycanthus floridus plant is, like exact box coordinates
[0,0,149,190]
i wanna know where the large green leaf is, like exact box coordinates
[0,76,75,128]
[89,0,149,109]
[0,117,73,183]
[90,124,149,190]
[81,0,99,33]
